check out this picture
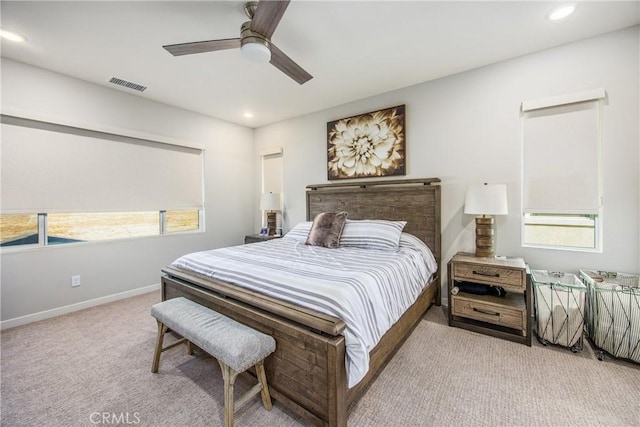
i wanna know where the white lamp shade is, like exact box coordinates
[464,184,508,215]
[241,41,271,63]
[260,192,281,211]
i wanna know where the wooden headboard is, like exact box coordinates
[306,178,441,269]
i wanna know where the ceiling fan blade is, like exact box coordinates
[251,0,290,40]
[163,38,241,56]
[270,43,312,85]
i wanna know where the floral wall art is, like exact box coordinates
[327,105,406,180]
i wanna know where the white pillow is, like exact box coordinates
[283,221,313,242]
[339,219,407,250]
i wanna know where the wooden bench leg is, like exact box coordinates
[216,359,273,427]
[218,361,238,427]
[255,361,272,411]
[152,321,193,373]
[151,321,168,373]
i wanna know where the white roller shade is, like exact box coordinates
[521,88,605,112]
[262,151,283,195]
[522,98,602,214]
[1,116,204,213]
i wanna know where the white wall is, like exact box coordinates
[254,26,640,300]
[1,58,255,325]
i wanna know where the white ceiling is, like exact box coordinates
[1,1,638,128]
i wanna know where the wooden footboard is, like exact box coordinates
[161,269,438,426]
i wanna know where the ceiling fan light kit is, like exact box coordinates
[240,22,271,63]
[163,0,312,84]
[241,39,271,63]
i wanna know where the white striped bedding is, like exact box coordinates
[170,232,438,388]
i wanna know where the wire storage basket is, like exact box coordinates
[580,269,640,363]
[532,270,587,352]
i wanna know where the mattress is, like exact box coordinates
[170,232,438,387]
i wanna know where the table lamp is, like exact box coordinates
[464,183,508,257]
[260,192,281,236]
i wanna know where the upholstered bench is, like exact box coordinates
[150,297,276,427]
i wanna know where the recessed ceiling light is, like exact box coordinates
[243,112,254,118]
[0,29,27,43]
[547,3,577,21]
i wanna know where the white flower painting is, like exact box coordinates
[327,105,405,180]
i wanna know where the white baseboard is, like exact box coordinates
[1,283,160,330]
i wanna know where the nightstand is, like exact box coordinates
[447,252,532,346]
[244,234,282,244]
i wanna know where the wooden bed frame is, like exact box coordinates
[161,178,441,426]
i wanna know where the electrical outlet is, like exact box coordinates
[71,275,81,287]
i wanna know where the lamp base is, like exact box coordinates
[267,211,277,236]
[475,217,495,257]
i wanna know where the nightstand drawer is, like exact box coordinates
[451,294,526,331]
[453,263,525,290]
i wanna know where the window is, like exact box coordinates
[0,210,201,248]
[48,212,160,243]
[164,209,201,233]
[261,148,283,233]
[1,115,204,249]
[523,214,596,249]
[0,214,39,246]
[521,89,604,251]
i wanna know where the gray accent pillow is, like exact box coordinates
[305,212,348,248]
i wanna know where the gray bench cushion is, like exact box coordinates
[151,297,275,373]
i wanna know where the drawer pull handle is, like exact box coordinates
[472,270,499,278]
[472,307,500,316]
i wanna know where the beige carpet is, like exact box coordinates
[2,291,639,426]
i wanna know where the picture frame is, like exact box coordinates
[327,104,406,180]
[259,227,269,236]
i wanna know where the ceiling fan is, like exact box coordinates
[163,0,312,85]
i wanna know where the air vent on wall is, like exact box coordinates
[108,77,147,92]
